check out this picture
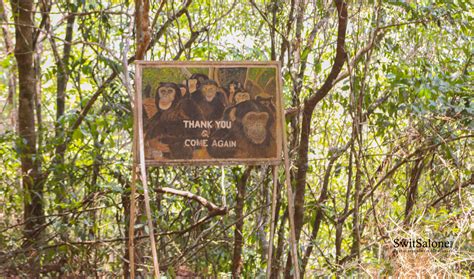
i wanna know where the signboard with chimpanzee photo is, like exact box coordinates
[135,61,283,165]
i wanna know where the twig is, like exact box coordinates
[156,187,227,214]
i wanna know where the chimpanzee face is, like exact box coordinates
[235,92,250,104]
[202,84,217,102]
[260,99,271,106]
[158,86,176,110]
[242,111,269,144]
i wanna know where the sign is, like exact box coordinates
[135,61,283,165]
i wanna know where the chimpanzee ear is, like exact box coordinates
[228,107,237,121]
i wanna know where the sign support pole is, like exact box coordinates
[221,166,227,207]
[266,166,279,278]
[129,75,138,278]
[129,165,137,279]
[278,75,300,278]
[137,80,161,278]
[282,135,300,279]
[131,64,160,278]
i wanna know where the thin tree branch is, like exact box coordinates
[156,187,227,214]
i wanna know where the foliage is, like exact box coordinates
[0,0,472,277]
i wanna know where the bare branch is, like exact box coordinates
[156,187,227,214]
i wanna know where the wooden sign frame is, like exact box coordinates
[134,61,283,166]
[129,61,300,279]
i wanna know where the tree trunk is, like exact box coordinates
[287,0,348,277]
[404,157,425,226]
[272,208,288,278]
[135,0,151,61]
[11,0,43,272]
[232,167,252,277]
[132,0,151,275]
[300,155,338,276]
[55,4,76,165]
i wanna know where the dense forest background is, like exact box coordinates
[0,0,472,277]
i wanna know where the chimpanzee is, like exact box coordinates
[233,90,251,104]
[145,82,203,159]
[191,79,228,120]
[225,80,243,104]
[184,73,209,95]
[207,100,276,159]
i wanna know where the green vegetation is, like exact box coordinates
[0,0,472,277]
